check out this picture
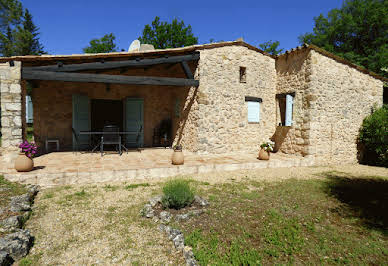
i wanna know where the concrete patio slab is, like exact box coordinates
[1,149,315,187]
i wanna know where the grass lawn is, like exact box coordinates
[176,170,388,265]
[19,165,388,265]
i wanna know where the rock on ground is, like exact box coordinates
[0,251,14,266]
[149,195,162,207]
[0,216,22,233]
[10,194,31,212]
[194,196,209,207]
[140,204,154,218]
[0,229,33,261]
[159,211,172,223]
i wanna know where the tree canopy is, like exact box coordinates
[299,0,388,78]
[258,40,283,55]
[0,0,45,56]
[83,33,117,53]
[138,16,198,49]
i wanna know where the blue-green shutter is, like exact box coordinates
[125,98,144,147]
[72,94,90,149]
[26,96,33,123]
[285,94,293,126]
[247,101,260,122]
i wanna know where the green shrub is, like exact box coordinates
[162,179,194,209]
[358,105,388,167]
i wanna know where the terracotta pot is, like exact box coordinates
[172,150,184,165]
[258,148,270,160]
[14,153,34,172]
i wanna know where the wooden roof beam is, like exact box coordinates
[22,70,199,87]
[23,53,200,73]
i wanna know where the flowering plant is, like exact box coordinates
[260,140,274,152]
[19,140,37,158]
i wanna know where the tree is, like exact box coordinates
[258,40,283,55]
[83,33,117,53]
[358,105,388,167]
[14,9,45,55]
[299,0,388,78]
[0,0,22,32]
[0,1,45,56]
[138,16,198,49]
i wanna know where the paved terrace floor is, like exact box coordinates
[1,148,315,187]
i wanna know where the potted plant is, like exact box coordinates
[171,144,184,165]
[258,140,274,160]
[14,140,37,172]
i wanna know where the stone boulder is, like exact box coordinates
[149,195,162,207]
[10,194,31,212]
[159,211,172,223]
[26,185,40,197]
[194,196,209,207]
[183,246,197,266]
[0,229,33,261]
[140,204,154,218]
[0,216,22,233]
[0,251,14,266]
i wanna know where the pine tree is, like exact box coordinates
[14,9,45,55]
[0,1,45,56]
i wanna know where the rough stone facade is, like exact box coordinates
[274,49,312,156]
[0,42,384,166]
[307,50,383,164]
[274,49,383,164]
[193,46,277,154]
[0,61,23,162]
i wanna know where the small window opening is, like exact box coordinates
[276,93,294,126]
[239,67,246,83]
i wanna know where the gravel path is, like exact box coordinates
[23,164,388,264]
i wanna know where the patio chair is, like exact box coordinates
[100,125,126,156]
[72,128,90,153]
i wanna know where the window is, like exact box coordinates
[239,67,246,83]
[245,96,262,123]
[276,93,294,126]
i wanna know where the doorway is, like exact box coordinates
[91,99,123,131]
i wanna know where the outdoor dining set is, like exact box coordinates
[72,125,143,156]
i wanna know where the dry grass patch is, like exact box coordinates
[23,182,184,265]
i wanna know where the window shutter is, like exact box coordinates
[285,94,293,126]
[26,96,33,123]
[72,94,90,150]
[247,101,260,122]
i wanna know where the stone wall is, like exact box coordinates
[194,46,277,154]
[31,63,198,152]
[0,61,23,162]
[274,49,312,156]
[308,50,383,164]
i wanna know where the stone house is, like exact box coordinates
[0,41,385,165]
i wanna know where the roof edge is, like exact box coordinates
[0,41,275,63]
[277,44,387,82]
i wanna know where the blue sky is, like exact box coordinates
[22,0,343,55]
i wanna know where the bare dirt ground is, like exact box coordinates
[23,164,388,265]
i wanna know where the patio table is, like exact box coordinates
[79,131,141,153]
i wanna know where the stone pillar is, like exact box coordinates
[0,61,23,163]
